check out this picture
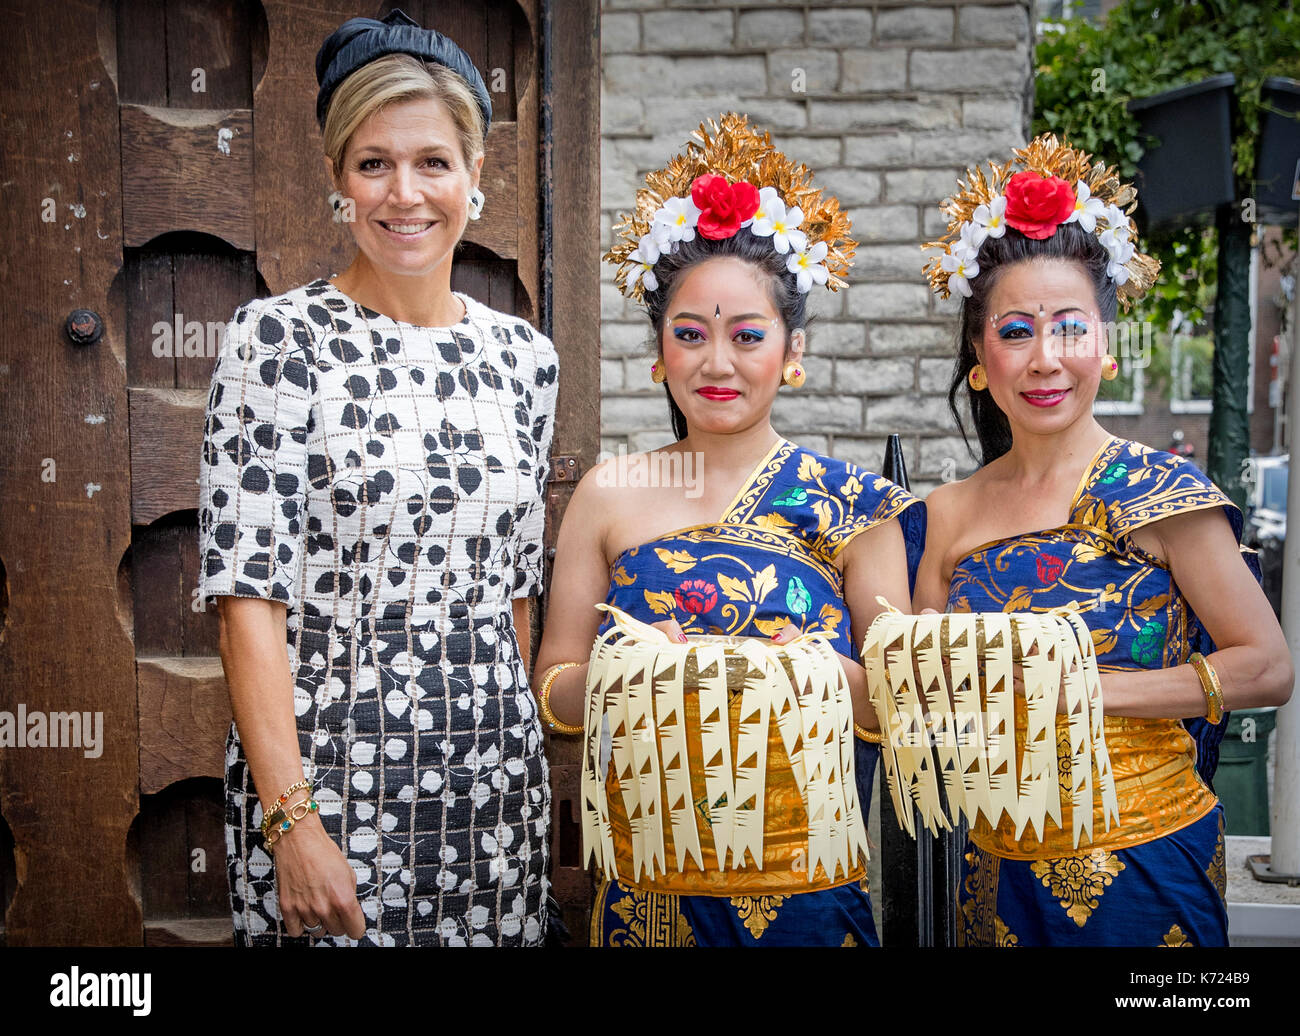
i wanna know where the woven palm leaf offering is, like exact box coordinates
[861,600,1119,848]
[581,604,869,888]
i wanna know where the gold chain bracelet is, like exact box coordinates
[264,798,320,852]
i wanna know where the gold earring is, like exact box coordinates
[782,361,805,388]
[650,360,666,384]
[968,364,987,391]
[1100,355,1119,381]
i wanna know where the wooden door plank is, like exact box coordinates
[120,104,255,250]
[541,0,601,944]
[137,656,230,794]
[0,0,142,945]
[252,0,365,292]
[144,917,234,946]
[514,0,540,323]
[125,250,179,388]
[165,0,255,109]
[128,386,207,526]
[172,249,258,388]
[117,0,169,107]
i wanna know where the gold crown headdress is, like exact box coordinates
[604,113,856,303]
[921,133,1159,310]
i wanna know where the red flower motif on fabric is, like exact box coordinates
[1003,171,1076,240]
[690,173,760,240]
[1037,553,1065,585]
[674,578,718,615]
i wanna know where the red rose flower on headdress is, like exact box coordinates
[1003,171,1077,240]
[690,174,760,240]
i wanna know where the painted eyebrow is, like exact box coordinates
[995,308,1090,320]
[672,312,772,324]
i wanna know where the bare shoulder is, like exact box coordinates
[922,470,983,529]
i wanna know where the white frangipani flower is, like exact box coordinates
[1063,180,1107,233]
[970,195,1008,241]
[1099,226,1134,284]
[786,239,829,293]
[628,232,661,292]
[956,220,985,255]
[745,186,781,228]
[652,195,700,244]
[940,242,981,298]
[751,188,806,253]
[1101,203,1131,239]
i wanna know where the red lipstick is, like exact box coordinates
[696,387,739,401]
[1021,389,1069,407]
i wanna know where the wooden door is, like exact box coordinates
[0,0,599,946]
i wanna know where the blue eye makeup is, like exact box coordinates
[1051,318,1090,337]
[733,326,766,344]
[672,325,706,342]
[996,319,1034,340]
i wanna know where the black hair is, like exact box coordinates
[948,221,1119,466]
[642,231,808,441]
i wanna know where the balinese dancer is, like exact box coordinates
[911,134,1292,946]
[532,114,925,946]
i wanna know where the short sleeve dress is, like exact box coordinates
[197,278,558,946]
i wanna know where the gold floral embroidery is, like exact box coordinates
[1208,812,1227,905]
[1161,924,1191,947]
[1030,850,1125,927]
[958,846,1000,947]
[605,885,696,947]
[730,894,787,939]
[842,932,858,946]
[995,917,1020,947]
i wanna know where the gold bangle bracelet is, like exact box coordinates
[1188,652,1225,725]
[854,723,884,744]
[537,662,583,735]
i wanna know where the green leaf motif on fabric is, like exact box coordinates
[1130,618,1166,667]
[1100,462,1128,485]
[785,576,812,615]
[772,487,808,507]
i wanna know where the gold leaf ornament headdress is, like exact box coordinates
[921,133,1159,310]
[605,113,857,303]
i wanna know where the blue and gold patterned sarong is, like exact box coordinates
[948,437,1237,946]
[589,438,925,946]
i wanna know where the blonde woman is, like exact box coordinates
[198,11,558,947]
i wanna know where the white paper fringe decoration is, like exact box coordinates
[861,598,1120,848]
[581,603,868,883]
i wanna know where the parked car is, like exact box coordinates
[1243,454,1287,617]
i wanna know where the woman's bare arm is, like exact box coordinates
[1102,508,1294,717]
[216,596,365,939]
[531,468,624,729]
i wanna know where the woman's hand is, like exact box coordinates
[649,616,689,643]
[271,813,367,940]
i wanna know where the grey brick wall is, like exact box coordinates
[599,0,1034,490]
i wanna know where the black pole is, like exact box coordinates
[1207,204,1253,510]
[878,434,962,946]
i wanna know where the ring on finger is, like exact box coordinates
[302,920,324,934]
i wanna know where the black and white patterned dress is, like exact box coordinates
[197,278,558,946]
